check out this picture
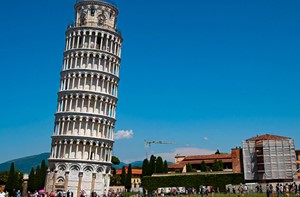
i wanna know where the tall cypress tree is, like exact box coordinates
[141,159,149,178]
[28,168,35,192]
[121,166,126,186]
[155,157,164,173]
[125,164,132,190]
[35,165,41,190]
[40,160,47,188]
[163,160,168,173]
[15,171,23,191]
[6,163,16,192]
[148,155,156,175]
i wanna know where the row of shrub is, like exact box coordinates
[142,173,244,191]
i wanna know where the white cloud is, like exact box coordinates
[155,147,215,162]
[203,137,209,141]
[114,130,134,140]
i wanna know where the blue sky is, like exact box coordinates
[0,0,300,163]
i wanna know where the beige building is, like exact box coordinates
[116,168,142,192]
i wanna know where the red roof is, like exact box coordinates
[168,163,185,169]
[181,159,232,164]
[246,134,290,141]
[183,154,232,161]
[168,154,233,169]
[116,168,142,175]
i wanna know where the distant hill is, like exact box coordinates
[0,153,50,173]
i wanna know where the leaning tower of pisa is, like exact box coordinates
[46,0,122,196]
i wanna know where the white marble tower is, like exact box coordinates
[46,0,122,196]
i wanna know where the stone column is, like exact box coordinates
[69,140,73,158]
[70,54,74,69]
[77,172,83,197]
[75,54,78,68]
[72,33,76,48]
[75,140,80,159]
[100,34,103,50]
[63,141,68,158]
[45,170,51,193]
[22,174,29,197]
[82,140,87,159]
[87,96,92,113]
[91,173,96,193]
[69,95,73,111]
[65,36,69,51]
[110,39,113,53]
[105,35,109,50]
[80,54,84,68]
[100,144,104,161]
[52,170,58,192]
[95,76,100,91]
[93,97,98,113]
[114,40,117,55]
[88,142,92,160]
[88,32,92,48]
[64,171,70,192]
[76,33,80,48]
[95,144,99,160]
[58,141,62,158]
[95,33,98,49]
[60,119,65,135]
[82,31,86,48]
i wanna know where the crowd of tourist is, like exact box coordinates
[227,182,300,196]
[0,189,21,197]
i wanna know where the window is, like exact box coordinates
[91,9,95,16]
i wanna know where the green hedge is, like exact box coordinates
[142,173,244,191]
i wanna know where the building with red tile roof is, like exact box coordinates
[168,148,243,173]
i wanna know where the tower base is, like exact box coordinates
[45,160,111,197]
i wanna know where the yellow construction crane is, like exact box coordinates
[144,140,175,159]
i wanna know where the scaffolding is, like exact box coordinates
[243,139,297,181]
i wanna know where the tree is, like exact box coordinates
[35,165,41,190]
[200,161,207,172]
[163,160,168,173]
[110,175,121,186]
[40,160,47,189]
[0,171,8,183]
[212,160,223,171]
[218,160,224,171]
[6,163,17,192]
[142,159,149,178]
[186,163,193,172]
[111,156,120,165]
[121,166,126,186]
[110,156,121,186]
[215,149,221,154]
[155,157,164,173]
[14,171,23,191]
[28,168,35,192]
[186,163,196,173]
[125,164,132,190]
[148,155,156,175]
